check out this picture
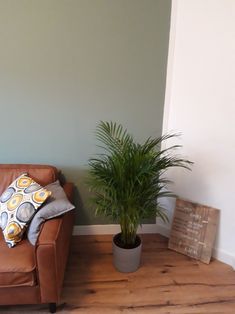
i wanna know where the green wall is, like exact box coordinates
[0,0,171,225]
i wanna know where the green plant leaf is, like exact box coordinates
[87,121,193,246]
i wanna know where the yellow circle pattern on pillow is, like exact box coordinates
[7,194,23,211]
[33,190,50,204]
[16,176,32,188]
[5,222,22,241]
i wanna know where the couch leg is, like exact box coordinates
[49,303,57,313]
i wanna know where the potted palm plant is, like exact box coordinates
[88,121,192,272]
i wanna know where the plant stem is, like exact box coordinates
[120,211,137,246]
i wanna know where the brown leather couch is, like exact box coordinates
[0,164,75,313]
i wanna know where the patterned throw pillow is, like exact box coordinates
[0,173,51,248]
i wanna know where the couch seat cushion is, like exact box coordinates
[0,231,36,287]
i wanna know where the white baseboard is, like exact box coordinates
[73,223,235,270]
[155,223,171,238]
[73,224,158,235]
[213,247,235,270]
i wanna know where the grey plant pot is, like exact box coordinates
[112,234,142,273]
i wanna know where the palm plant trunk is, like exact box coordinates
[120,213,138,246]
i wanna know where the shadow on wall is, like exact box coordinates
[60,166,156,226]
[60,166,113,225]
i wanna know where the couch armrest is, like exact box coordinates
[36,183,75,303]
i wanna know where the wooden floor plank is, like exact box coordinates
[1,234,235,313]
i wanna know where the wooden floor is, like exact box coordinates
[2,234,235,313]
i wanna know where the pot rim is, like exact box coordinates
[113,232,142,250]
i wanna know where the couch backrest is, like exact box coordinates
[0,164,58,195]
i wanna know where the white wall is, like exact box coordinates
[162,0,235,267]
